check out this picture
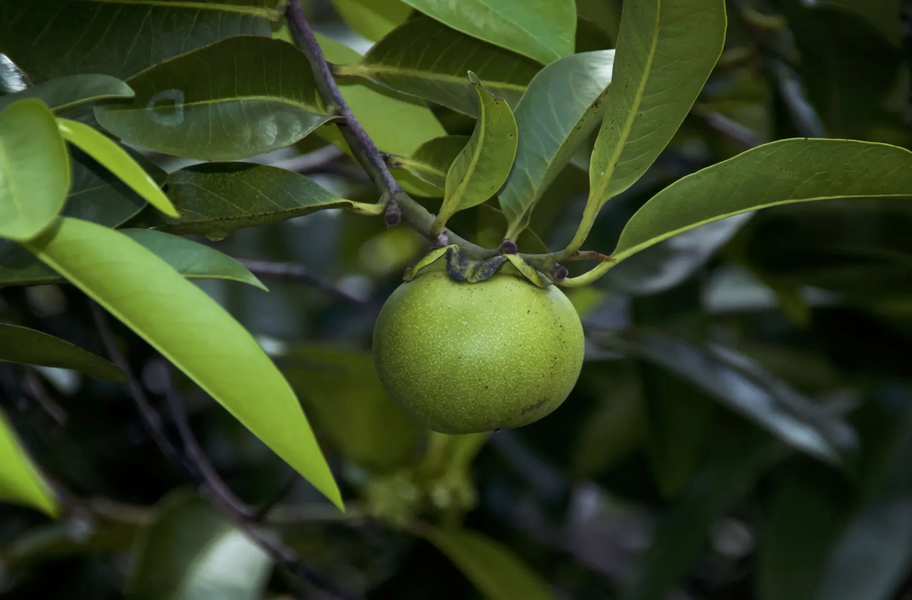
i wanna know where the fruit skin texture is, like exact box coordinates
[372,270,585,434]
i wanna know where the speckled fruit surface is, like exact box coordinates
[372,270,585,434]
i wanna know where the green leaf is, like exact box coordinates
[612,140,912,264]
[809,0,900,46]
[282,345,422,472]
[336,16,541,117]
[330,0,413,41]
[94,36,335,161]
[65,147,166,228]
[499,50,615,239]
[0,74,133,113]
[421,526,553,600]
[151,163,363,239]
[0,1,273,81]
[57,119,178,218]
[436,73,518,228]
[315,33,448,156]
[0,229,266,289]
[0,99,70,242]
[22,217,343,510]
[389,135,469,190]
[0,409,58,517]
[573,0,726,250]
[0,324,125,381]
[399,0,576,65]
[128,488,272,600]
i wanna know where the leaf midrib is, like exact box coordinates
[350,63,528,94]
[106,94,331,114]
[75,0,280,19]
[445,94,488,214]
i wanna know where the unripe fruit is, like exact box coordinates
[372,270,585,434]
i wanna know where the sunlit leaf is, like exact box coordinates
[0,52,30,93]
[611,140,912,264]
[499,50,614,239]
[95,36,335,161]
[0,1,274,81]
[0,324,124,381]
[128,488,272,600]
[0,74,133,113]
[421,526,553,600]
[0,409,58,517]
[22,217,343,509]
[0,99,70,241]
[399,0,576,64]
[330,0,413,41]
[436,73,518,228]
[336,16,541,117]
[572,0,726,250]
[58,118,178,217]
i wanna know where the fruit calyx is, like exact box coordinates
[403,245,545,287]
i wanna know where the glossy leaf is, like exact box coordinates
[389,135,469,189]
[422,526,553,600]
[151,163,362,239]
[95,36,334,161]
[0,229,266,289]
[499,50,615,239]
[21,218,342,510]
[612,140,912,263]
[400,0,576,64]
[436,73,518,228]
[315,33,447,156]
[0,324,124,381]
[0,2,273,81]
[809,0,900,46]
[65,147,165,228]
[337,16,541,117]
[0,99,70,241]
[0,52,30,93]
[0,74,133,113]
[0,409,58,517]
[282,345,422,472]
[573,0,726,249]
[128,489,272,600]
[331,0,413,41]
[597,330,857,463]
[58,119,178,218]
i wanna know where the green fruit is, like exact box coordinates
[372,270,585,434]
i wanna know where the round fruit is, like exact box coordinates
[372,269,585,434]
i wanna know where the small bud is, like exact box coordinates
[498,239,518,255]
[384,202,401,227]
[434,231,450,248]
[552,265,569,282]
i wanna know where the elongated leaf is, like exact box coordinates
[336,16,541,117]
[0,1,273,81]
[594,330,857,463]
[422,526,553,600]
[0,324,124,381]
[128,489,272,600]
[95,36,335,161]
[58,119,178,217]
[612,140,912,263]
[0,229,266,289]
[0,409,58,517]
[65,147,165,228]
[389,135,469,189]
[22,218,342,509]
[437,73,518,227]
[282,345,422,472]
[810,0,900,46]
[150,163,363,239]
[331,0,413,41]
[0,99,70,241]
[314,33,448,156]
[499,50,614,239]
[400,0,576,64]
[573,0,726,249]
[0,74,133,113]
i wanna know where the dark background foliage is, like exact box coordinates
[3,0,912,599]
